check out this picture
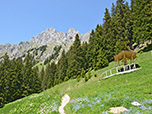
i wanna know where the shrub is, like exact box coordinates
[85,75,88,82]
[77,75,81,82]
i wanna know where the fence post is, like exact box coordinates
[129,64,131,70]
[116,67,118,73]
[110,69,112,75]
[124,66,125,71]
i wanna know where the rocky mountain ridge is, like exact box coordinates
[0,28,90,63]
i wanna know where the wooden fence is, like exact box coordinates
[99,63,141,81]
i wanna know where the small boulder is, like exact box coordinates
[107,107,128,114]
[131,101,141,107]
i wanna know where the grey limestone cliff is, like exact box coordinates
[0,28,90,62]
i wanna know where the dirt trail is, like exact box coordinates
[59,94,70,114]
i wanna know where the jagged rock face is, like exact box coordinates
[0,28,90,62]
[30,28,90,45]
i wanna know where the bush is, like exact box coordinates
[77,75,81,82]
[64,76,69,81]
[85,75,88,82]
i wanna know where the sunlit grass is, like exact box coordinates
[0,51,151,114]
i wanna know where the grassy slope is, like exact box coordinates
[0,51,152,114]
[0,90,63,114]
[64,51,152,114]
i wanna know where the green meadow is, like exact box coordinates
[0,50,152,114]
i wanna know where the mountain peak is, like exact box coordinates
[0,27,90,62]
[45,28,56,33]
[68,28,77,33]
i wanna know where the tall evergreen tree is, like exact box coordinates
[102,8,114,62]
[2,53,12,103]
[40,67,45,84]
[42,63,50,90]
[80,42,89,70]
[47,61,57,88]
[31,67,42,93]
[113,0,132,54]
[0,61,4,107]
[86,30,95,68]
[57,50,68,83]
[111,3,116,17]
[7,59,23,102]
[132,0,152,44]
[92,25,103,68]
[22,52,33,96]
[66,34,83,79]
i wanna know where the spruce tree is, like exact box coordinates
[102,8,114,62]
[7,59,23,102]
[132,0,152,44]
[40,67,45,84]
[86,30,95,68]
[95,48,109,70]
[47,61,57,88]
[32,67,42,93]
[66,34,83,79]
[113,0,132,54]
[80,42,89,70]
[57,50,68,83]
[111,3,116,17]
[92,25,103,68]
[0,61,4,107]
[2,53,12,103]
[42,63,51,90]
[22,52,33,96]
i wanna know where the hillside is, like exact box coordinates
[0,50,151,114]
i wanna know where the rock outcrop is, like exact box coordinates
[0,28,90,62]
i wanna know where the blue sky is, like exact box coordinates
[0,0,130,45]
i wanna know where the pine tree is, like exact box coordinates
[80,42,89,70]
[47,62,57,88]
[102,8,114,62]
[2,53,12,103]
[132,0,152,44]
[111,3,116,17]
[0,61,4,107]
[66,34,83,79]
[113,0,132,54]
[86,30,95,68]
[131,0,135,12]
[42,63,50,90]
[40,67,45,84]
[95,48,109,70]
[7,59,23,102]
[31,67,42,93]
[22,52,33,96]
[57,50,68,83]
[92,25,103,68]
